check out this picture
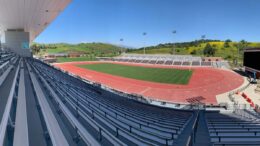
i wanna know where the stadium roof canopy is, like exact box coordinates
[0,0,71,42]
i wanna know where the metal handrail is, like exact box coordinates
[186,110,200,146]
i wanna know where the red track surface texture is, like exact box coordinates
[54,61,244,105]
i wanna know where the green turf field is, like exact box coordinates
[78,63,193,84]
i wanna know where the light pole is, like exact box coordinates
[143,32,147,54]
[119,38,124,54]
[172,30,177,55]
[236,42,240,66]
[201,35,206,56]
[201,35,206,41]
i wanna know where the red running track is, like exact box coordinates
[53,61,244,105]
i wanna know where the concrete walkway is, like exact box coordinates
[216,77,249,105]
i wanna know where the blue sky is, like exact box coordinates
[35,0,260,48]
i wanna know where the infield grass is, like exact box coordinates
[77,63,193,84]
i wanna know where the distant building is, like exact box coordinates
[42,58,57,63]
[45,53,68,58]
[68,52,82,58]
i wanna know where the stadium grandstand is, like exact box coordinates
[101,54,230,68]
[0,0,259,146]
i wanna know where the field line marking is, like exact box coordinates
[139,87,151,94]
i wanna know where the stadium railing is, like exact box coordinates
[186,110,200,146]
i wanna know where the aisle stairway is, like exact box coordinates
[194,111,211,146]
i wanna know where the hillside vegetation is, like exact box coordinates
[33,42,125,57]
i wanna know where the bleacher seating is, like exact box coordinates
[173,61,182,65]
[165,60,173,65]
[141,60,150,63]
[201,61,212,66]
[0,55,250,146]
[149,60,157,64]
[29,59,195,146]
[0,51,253,146]
[110,54,229,67]
[206,111,260,145]
[0,50,16,77]
[182,61,190,66]
[135,59,142,63]
[114,54,202,66]
[156,60,165,64]
[192,61,200,66]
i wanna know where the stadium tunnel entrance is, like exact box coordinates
[2,30,31,57]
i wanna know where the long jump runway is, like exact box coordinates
[54,61,244,105]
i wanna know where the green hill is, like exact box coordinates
[33,42,125,57]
